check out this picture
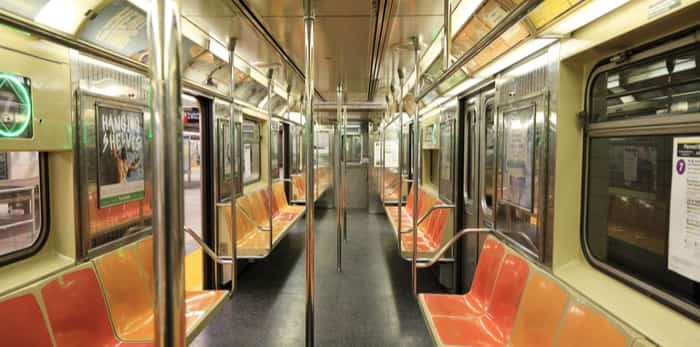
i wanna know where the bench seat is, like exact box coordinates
[232,181,305,257]
[384,184,450,255]
[96,237,227,343]
[418,236,654,347]
[0,293,54,346]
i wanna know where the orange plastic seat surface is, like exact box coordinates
[432,254,529,346]
[557,304,628,347]
[96,246,155,341]
[423,238,505,317]
[0,293,53,347]
[510,274,569,347]
[42,267,153,347]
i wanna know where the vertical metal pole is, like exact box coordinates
[342,105,348,242]
[228,38,238,294]
[443,0,452,70]
[397,69,404,240]
[335,85,342,272]
[411,37,421,297]
[148,0,185,345]
[303,0,315,345]
[267,69,274,252]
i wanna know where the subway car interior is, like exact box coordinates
[0,0,699,346]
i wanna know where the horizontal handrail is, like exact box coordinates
[399,204,455,234]
[414,228,539,268]
[416,228,493,268]
[184,226,233,264]
[237,205,272,232]
[273,178,292,183]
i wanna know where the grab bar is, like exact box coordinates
[399,204,455,234]
[184,226,233,264]
[237,206,272,232]
[414,228,537,269]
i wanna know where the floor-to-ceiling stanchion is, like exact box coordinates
[335,85,343,272]
[228,38,238,294]
[148,0,186,346]
[267,68,275,252]
[342,105,348,242]
[303,0,315,345]
[397,68,404,239]
[410,36,422,297]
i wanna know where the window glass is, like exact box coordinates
[464,109,475,202]
[590,46,700,122]
[484,103,496,209]
[270,121,282,179]
[585,41,700,318]
[0,151,43,259]
[439,120,454,202]
[242,119,261,183]
[585,135,699,310]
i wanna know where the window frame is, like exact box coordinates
[0,152,50,266]
[242,118,261,184]
[582,32,700,321]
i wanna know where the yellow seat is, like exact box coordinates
[556,304,628,347]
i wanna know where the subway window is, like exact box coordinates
[584,41,700,318]
[0,151,45,263]
[242,119,261,184]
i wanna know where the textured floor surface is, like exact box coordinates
[191,207,445,346]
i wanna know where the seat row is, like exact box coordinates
[381,169,400,202]
[418,236,656,347]
[226,181,305,257]
[0,236,226,347]
[384,183,450,255]
[291,169,331,203]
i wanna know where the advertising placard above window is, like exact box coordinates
[96,104,145,208]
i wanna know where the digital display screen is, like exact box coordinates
[0,73,33,139]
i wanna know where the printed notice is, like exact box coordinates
[96,104,145,208]
[668,137,700,282]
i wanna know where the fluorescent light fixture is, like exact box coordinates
[418,38,556,116]
[127,0,149,12]
[258,96,269,109]
[35,0,87,34]
[208,37,230,63]
[541,0,630,36]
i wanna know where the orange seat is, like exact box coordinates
[130,237,227,339]
[557,304,628,347]
[510,274,569,347]
[388,186,449,253]
[0,293,53,347]
[422,238,506,317]
[431,254,530,346]
[96,246,155,341]
[42,266,153,347]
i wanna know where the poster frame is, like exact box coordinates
[94,101,146,208]
[500,101,536,212]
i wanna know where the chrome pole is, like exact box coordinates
[303,0,315,345]
[443,0,452,70]
[342,105,348,242]
[335,85,343,272]
[411,36,421,296]
[228,38,238,293]
[267,68,274,252]
[148,0,185,345]
[397,69,404,241]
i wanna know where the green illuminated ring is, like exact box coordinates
[0,73,32,138]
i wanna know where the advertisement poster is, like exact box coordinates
[502,105,534,210]
[668,137,700,282]
[384,141,399,168]
[96,104,145,208]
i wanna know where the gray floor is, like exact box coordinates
[191,207,444,347]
